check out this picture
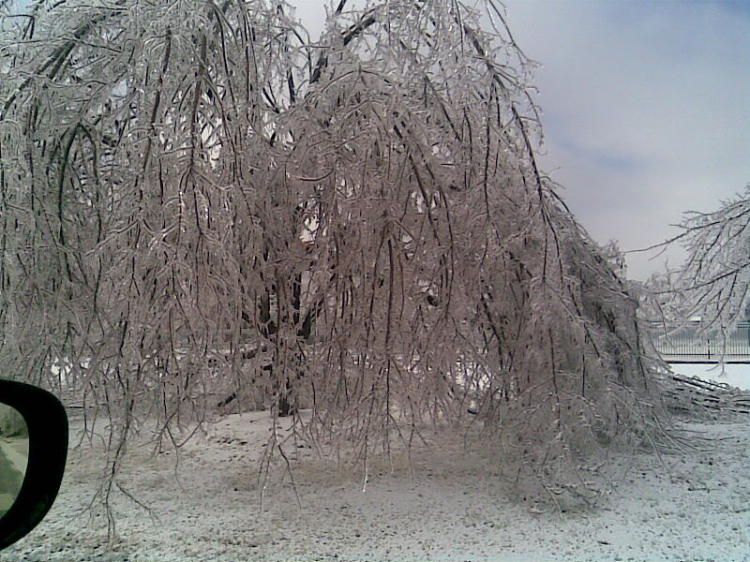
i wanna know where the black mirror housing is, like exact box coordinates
[0,380,68,550]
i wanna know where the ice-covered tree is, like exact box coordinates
[662,186,750,349]
[1,0,668,510]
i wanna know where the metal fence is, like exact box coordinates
[647,321,750,362]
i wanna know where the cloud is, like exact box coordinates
[502,0,750,279]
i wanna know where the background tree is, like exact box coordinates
[0,0,669,512]
[660,186,750,355]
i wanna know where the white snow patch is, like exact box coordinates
[1,411,748,562]
[670,362,750,391]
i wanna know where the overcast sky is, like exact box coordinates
[294,0,750,280]
[500,0,750,280]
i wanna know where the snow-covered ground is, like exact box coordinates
[1,408,749,562]
[670,362,750,391]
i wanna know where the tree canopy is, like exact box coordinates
[0,0,668,508]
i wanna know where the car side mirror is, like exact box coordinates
[0,380,68,550]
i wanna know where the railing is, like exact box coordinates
[647,321,750,362]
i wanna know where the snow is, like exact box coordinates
[1,410,749,561]
[670,363,750,391]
